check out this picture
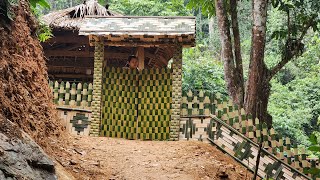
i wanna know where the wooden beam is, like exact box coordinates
[66,44,84,51]
[101,40,194,47]
[45,50,130,59]
[145,51,168,66]
[45,35,88,44]
[49,74,93,79]
[137,47,145,70]
[158,56,168,66]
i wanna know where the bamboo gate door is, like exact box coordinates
[100,67,172,140]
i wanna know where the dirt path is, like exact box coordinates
[54,136,252,180]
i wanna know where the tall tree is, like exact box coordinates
[188,0,320,126]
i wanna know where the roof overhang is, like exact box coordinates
[79,16,196,47]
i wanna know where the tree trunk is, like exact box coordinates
[244,0,272,126]
[215,0,244,107]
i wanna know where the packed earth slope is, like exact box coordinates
[54,136,253,180]
[0,0,62,146]
[0,0,63,179]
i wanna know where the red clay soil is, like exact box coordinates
[0,0,62,148]
[52,135,253,180]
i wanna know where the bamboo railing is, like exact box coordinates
[181,90,319,179]
[49,81,93,109]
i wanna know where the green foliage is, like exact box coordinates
[30,0,50,9]
[182,45,227,95]
[30,0,52,42]
[186,0,215,17]
[269,69,320,144]
[268,0,320,70]
[36,22,53,42]
[309,134,320,151]
[303,134,320,178]
[109,0,190,16]
[271,0,320,34]
[268,31,320,146]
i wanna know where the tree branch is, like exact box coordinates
[269,15,317,78]
[215,0,234,69]
[298,15,317,42]
[269,56,290,79]
[230,0,243,74]
[230,0,245,106]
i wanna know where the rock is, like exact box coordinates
[69,160,78,165]
[91,161,100,167]
[0,131,57,180]
[151,163,159,167]
[217,171,229,179]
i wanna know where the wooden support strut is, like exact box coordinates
[137,47,145,70]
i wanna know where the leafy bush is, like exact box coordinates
[182,45,227,95]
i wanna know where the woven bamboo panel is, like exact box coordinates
[179,117,211,142]
[137,68,172,140]
[57,110,91,136]
[100,67,172,140]
[49,81,93,109]
[179,91,318,179]
[101,67,138,139]
[181,90,215,116]
[210,117,310,180]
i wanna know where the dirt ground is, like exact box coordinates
[53,135,253,180]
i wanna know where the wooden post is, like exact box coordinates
[54,81,59,105]
[137,47,145,70]
[170,44,182,141]
[90,36,104,136]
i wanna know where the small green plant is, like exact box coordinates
[29,0,50,9]
[303,133,320,178]
[36,22,52,42]
[30,0,52,42]
[1,0,52,42]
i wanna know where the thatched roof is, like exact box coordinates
[42,0,121,31]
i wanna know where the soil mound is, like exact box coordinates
[0,0,62,146]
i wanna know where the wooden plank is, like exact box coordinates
[102,40,195,47]
[44,35,88,44]
[137,47,145,70]
[45,50,130,59]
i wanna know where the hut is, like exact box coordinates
[44,0,196,140]
[42,0,179,82]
